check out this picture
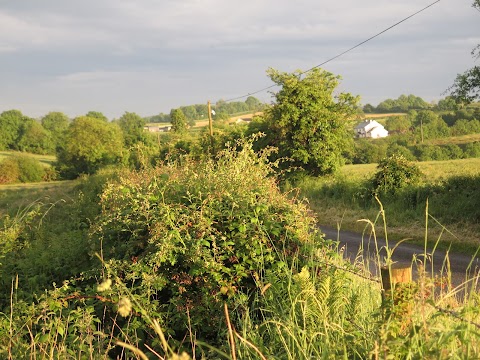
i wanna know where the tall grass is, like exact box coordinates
[298,160,480,252]
[2,142,480,358]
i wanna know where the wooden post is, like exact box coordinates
[208,101,213,137]
[381,263,413,333]
[381,263,412,292]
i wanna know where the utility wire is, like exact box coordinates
[222,0,441,103]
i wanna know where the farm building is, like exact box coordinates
[144,125,172,132]
[354,120,388,138]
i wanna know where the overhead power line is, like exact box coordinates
[222,0,441,104]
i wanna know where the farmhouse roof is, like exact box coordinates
[354,119,382,130]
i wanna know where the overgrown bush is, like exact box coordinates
[91,139,328,345]
[0,155,46,184]
[371,154,423,194]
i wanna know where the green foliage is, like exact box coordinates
[170,108,188,133]
[0,110,25,150]
[385,115,411,134]
[93,139,325,342]
[117,111,148,147]
[449,65,480,104]
[437,96,458,111]
[85,110,108,122]
[41,112,69,151]
[372,154,422,194]
[448,3,479,104]
[352,138,388,164]
[376,94,430,113]
[17,119,55,155]
[414,110,450,141]
[0,155,48,184]
[261,67,359,176]
[56,116,125,178]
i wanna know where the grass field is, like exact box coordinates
[0,180,77,218]
[341,157,480,182]
[0,151,56,167]
[425,133,480,146]
[299,157,480,253]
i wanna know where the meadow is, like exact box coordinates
[297,157,480,253]
[0,151,56,167]
[1,143,480,359]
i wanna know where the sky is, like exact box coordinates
[0,0,478,119]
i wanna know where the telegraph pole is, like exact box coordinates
[208,100,213,137]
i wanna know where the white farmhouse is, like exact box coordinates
[354,120,388,139]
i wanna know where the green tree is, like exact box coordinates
[117,112,147,148]
[413,110,449,141]
[0,110,24,150]
[448,1,480,103]
[170,108,187,133]
[41,112,69,150]
[261,68,359,175]
[437,96,458,111]
[56,116,124,178]
[179,105,198,120]
[372,154,422,194]
[363,103,375,113]
[17,119,54,154]
[85,111,108,122]
[386,115,411,134]
[245,96,262,111]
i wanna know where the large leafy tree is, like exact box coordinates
[170,108,187,133]
[56,116,124,178]
[449,1,480,103]
[17,119,54,154]
[261,68,359,176]
[0,110,24,150]
[117,112,147,148]
[41,112,69,151]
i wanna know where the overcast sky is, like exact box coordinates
[0,0,478,119]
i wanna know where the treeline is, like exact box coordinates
[145,96,265,123]
[349,107,480,164]
[362,94,462,113]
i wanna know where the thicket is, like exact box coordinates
[2,141,480,358]
[298,170,480,230]
[0,155,52,184]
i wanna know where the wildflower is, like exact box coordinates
[117,297,132,317]
[97,278,112,292]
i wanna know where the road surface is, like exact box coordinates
[321,226,480,290]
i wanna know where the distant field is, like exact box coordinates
[341,158,480,182]
[363,113,406,118]
[0,151,56,167]
[193,112,263,128]
[425,133,480,146]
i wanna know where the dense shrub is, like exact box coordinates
[91,139,327,344]
[371,154,422,194]
[386,143,415,161]
[0,155,46,184]
[352,139,388,164]
[0,157,20,184]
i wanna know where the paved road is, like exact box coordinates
[321,226,480,289]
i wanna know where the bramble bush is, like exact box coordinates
[92,138,329,346]
[0,154,47,184]
[371,154,423,195]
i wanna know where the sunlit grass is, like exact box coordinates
[341,158,480,182]
[425,133,480,146]
[0,151,56,167]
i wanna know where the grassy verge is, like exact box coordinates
[0,180,77,218]
[0,151,56,167]
[296,158,480,254]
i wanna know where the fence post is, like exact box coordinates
[381,263,412,292]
